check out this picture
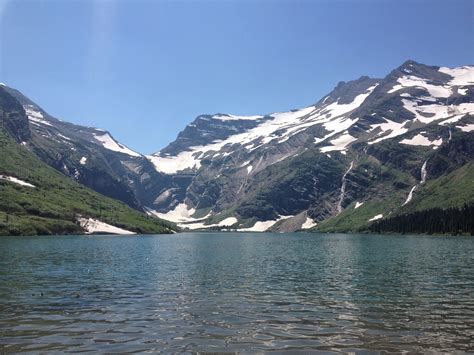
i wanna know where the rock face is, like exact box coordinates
[144,61,474,231]
[1,84,158,210]
[0,87,31,143]
[0,61,473,232]
[0,88,176,236]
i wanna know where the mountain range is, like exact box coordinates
[1,60,473,235]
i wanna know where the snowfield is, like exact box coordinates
[320,132,357,153]
[239,215,294,232]
[149,84,378,174]
[301,216,317,229]
[438,66,474,86]
[218,217,238,226]
[457,124,474,132]
[147,203,198,223]
[172,216,237,230]
[388,75,452,98]
[368,214,383,222]
[368,118,409,144]
[145,64,473,230]
[213,114,264,121]
[0,175,36,188]
[93,132,142,157]
[5,62,471,234]
[78,217,135,235]
[24,105,53,127]
[407,101,474,125]
[400,133,443,148]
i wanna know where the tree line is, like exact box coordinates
[369,203,474,235]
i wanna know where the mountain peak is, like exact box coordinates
[395,59,430,74]
[2,60,473,234]
[319,75,379,106]
[0,86,31,142]
[400,59,422,67]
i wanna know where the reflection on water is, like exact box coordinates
[0,233,473,352]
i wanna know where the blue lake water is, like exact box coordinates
[0,232,473,352]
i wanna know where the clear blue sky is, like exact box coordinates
[0,0,472,153]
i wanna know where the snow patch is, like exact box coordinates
[78,217,135,235]
[322,84,378,118]
[301,217,317,229]
[147,149,204,174]
[149,203,197,223]
[368,118,409,144]
[179,221,213,230]
[177,216,238,230]
[93,133,141,157]
[388,75,452,98]
[24,105,52,127]
[57,133,71,141]
[314,117,359,146]
[354,201,364,209]
[457,124,474,132]
[368,214,383,222]
[79,156,87,165]
[150,84,378,175]
[218,217,238,226]
[320,133,357,153]
[438,66,474,86]
[439,114,470,125]
[400,134,442,148]
[213,114,263,121]
[402,100,474,125]
[0,175,36,188]
[239,215,293,232]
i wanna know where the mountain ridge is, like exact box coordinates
[1,60,473,234]
[142,60,473,232]
[0,87,176,236]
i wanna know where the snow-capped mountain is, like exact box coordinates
[0,86,175,235]
[143,61,473,231]
[1,60,473,232]
[1,84,163,209]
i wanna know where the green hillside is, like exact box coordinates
[0,127,176,236]
[401,163,474,213]
[315,163,474,234]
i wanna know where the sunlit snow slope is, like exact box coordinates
[144,61,473,232]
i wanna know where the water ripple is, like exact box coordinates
[0,233,473,352]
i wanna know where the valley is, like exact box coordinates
[1,60,473,235]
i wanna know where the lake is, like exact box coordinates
[0,233,473,352]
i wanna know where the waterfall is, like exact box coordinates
[403,185,417,206]
[403,160,428,206]
[337,161,354,213]
[421,160,428,184]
